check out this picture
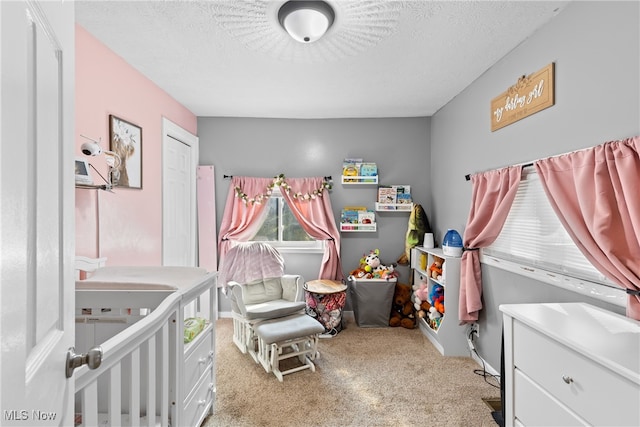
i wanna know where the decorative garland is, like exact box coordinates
[235,174,332,205]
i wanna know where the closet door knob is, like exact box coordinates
[562,375,573,384]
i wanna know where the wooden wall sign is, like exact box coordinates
[491,63,555,131]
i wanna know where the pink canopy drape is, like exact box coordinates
[217,177,273,264]
[459,166,522,323]
[535,136,640,320]
[279,177,343,281]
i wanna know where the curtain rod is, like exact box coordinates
[224,175,332,180]
[463,138,623,181]
[464,163,533,181]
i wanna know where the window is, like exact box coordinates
[482,168,625,307]
[250,188,323,252]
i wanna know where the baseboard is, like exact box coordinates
[218,310,356,322]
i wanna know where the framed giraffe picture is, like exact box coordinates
[109,115,142,189]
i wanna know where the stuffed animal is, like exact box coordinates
[349,267,372,279]
[389,282,416,329]
[360,249,399,280]
[429,256,444,281]
[412,276,431,318]
[362,249,382,273]
[429,283,445,315]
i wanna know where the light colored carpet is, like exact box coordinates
[203,317,500,427]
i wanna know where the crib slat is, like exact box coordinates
[82,381,99,427]
[129,348,140,427]
[108,362,121,427]
[146,336,156,427]
[160,322,169,426]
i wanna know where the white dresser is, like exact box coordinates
[500,303,640,427]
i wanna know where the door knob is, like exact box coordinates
[66,346,102,378]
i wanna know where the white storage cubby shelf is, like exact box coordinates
[410,247,468,356]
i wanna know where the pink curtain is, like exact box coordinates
[535,136,640,320]
[280,177,344,281]
[459,166,522,323]
[217,177,273,264]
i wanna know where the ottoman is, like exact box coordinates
[253,314,325,382]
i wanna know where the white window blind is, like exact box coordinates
[483,168,623,302]
[250,187,323,253]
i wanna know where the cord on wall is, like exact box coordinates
[467,324,500,389]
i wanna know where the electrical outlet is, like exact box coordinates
[470,322,479,338]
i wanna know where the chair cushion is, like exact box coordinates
[245,299,306,321]
[254,314,325,344]
[242,277,283,305]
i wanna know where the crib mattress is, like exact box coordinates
[76,266,209,291]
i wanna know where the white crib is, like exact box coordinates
[74,260,217,427]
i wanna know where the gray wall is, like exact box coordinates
[197,117,431,312]
[430,0,639,370]
[197,1,639,372]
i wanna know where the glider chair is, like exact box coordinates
[220,242,324,380]
[227,274,306,358]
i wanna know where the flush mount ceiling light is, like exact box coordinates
[278,0,335,43]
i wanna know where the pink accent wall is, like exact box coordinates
[75,24,197,266]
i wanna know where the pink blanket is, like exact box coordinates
[218,242,285,289]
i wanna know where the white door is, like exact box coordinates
[162,118,198,267]
[0,0,75,424]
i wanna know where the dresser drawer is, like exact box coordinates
[514,369,586,426]
[184,327,214,398]
[513,321,640,426]
[182,372,214,427]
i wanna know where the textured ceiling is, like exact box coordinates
[75,0,570,119]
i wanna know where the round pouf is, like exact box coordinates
[304,279,347,337]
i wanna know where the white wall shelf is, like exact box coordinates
[340,223,377,232]
[375,202,413,212]
[341,175,378,185]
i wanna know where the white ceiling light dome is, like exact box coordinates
[278,1,335,43]
[212,0,402,63]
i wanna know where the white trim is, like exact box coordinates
[480,252,626,307]
[161,118,199,267]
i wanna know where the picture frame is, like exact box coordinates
[109,114,142,189]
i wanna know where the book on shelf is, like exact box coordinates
[359,163,378,182]
[397,192,412,204]
[378,185,412,205]
[378,185,397,204]
[341,206,375,224]
[342,158,363,182]
[358,210,376,224]
[341,206,367,224]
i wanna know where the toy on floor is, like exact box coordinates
[389,282,416,329]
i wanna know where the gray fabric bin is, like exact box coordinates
[349,277,396,327]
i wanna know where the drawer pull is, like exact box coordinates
[562,375,573,384]
[198,351,214,364]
